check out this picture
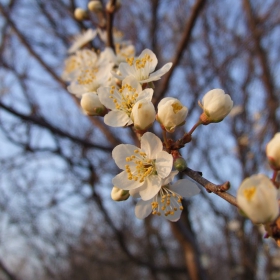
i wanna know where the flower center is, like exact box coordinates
[125,149,156,183]
[77,68,98,85]
[109,84,139,115]
[172,102,183,114]
[151,186,183,217]
[243,187,256,202]
[126,54,153,69]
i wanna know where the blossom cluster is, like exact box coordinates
[62,6,280,227]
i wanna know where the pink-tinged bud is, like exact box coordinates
[199,89,233,124]
[157,97,188,133]
[266,133,280,170]
[237,174,279,224]
[131,99,156,130]
[80,93,106,116]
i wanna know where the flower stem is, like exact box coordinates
[187,120,202,136]
[272,170,279,183]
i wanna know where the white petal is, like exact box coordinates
[172,179,201,197]
[138,49,158,73]
[97,87,115,109]
[119,63,137,78]
[135,199,153,219]
[155,151,173,179]
[139,175,162,200]
[140,62,173,83]
[112,171,143,190]
[160,205,182,222]
[129,188,141,198]
[162,171,179,185]
[104,111,132,127]
[140,132,162,159]
[122,76,142,92]
[112,144,138,169]
[137,88,154,102]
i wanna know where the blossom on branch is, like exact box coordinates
[199,89,233,124]
[266,132,280,170]
[112,132,173,200]
[111,187,130,201]
[113,49,172,83]
[156,97,188,133]
[134,171,200,221]
[98,76,154,127]
[237,174,279,224]
[68,29,97,54]
[80,92,105,116]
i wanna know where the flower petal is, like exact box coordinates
[112,171,143,190]
[104,111,132,127]
[129,188,141,198]
[156,151,173,179]
[140,132,163,159]
[139,175,162,200]
[137,88,153,102]
[140,62,173,83]
[171,179,201,197]
[162,171,179,185]
[112,144,138,169]
[122,76,142,92]
[135,199,153,219]
[97,86,115,110]
[159,204,182,222]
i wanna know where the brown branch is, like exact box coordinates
[183,167,238,207]
[106,0,117,52]
[154,0,206,103]
[0,258,19,280]
[0,101,112,152]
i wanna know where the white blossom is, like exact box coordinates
[113,49,172,84]
[112,132,173,201]
[266,132,280,170]
[68,29,97,54]
[157,97,188,132]
[134,171,200,221]
[199,89,233,123]
[98,76,153,127]
[237,174,279,224]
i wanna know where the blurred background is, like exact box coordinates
[0,0,280,279]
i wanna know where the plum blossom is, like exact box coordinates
[134,171,200,221]
[157,97,188,132]
[112,132,173,200]
[199,89,233,123]
[266,132,280,170]
[98,76,154,127]
[68,29,97,54]
[237,174,279,224]
[113,49,172,84]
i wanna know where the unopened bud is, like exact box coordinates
[174,157,187,172]
[74,8,89,21]
[266,133,280,170]
[106,0,121,13]
[111,187,130,201]
[157,97,188,133]
[199,89,233,124]
[88,1,103,12]
[80,93,106,116]
[131,99,156,131]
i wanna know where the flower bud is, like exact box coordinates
[174,157,187,172]
[131,99,156,130]
[237,174,279,224]
[80,93,106,116]
[199,89,233,124]
[88,1,103,12]
[111,187,130,201]
[74,8,89,21]
[157,97,188,133]
[266,133,280,170]
[106,0,121,13]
